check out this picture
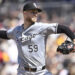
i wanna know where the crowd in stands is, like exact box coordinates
[0,0,75,75]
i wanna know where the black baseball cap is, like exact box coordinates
[23,2,42,12]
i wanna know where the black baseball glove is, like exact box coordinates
[57,40,75,54]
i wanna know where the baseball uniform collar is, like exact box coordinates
[22,22,36,30]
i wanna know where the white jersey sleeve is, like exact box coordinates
[7,26,18,39]
[35,22,58,35]
[7,28,14,39]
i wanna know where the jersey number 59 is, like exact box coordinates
[28,45,38,52]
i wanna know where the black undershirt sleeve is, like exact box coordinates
[0,30,10,39]
[57,25,75,41]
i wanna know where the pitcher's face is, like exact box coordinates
[23,9,40,23]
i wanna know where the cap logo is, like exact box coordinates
[33,3,37,8]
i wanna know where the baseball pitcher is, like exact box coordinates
[0,2,75,75]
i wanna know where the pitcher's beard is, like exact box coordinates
[25,18,35,25]
[31,17,37,22]
[26,17,37,24]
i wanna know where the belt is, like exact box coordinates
[24,66,45,72]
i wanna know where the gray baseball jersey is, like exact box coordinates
[7,22,58,72]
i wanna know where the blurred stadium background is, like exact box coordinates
[0,0,75,75]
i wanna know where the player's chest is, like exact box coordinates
[15,30,44,44]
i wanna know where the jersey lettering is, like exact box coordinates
[21,33,38,43]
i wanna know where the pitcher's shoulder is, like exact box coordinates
[35,22,58,27]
